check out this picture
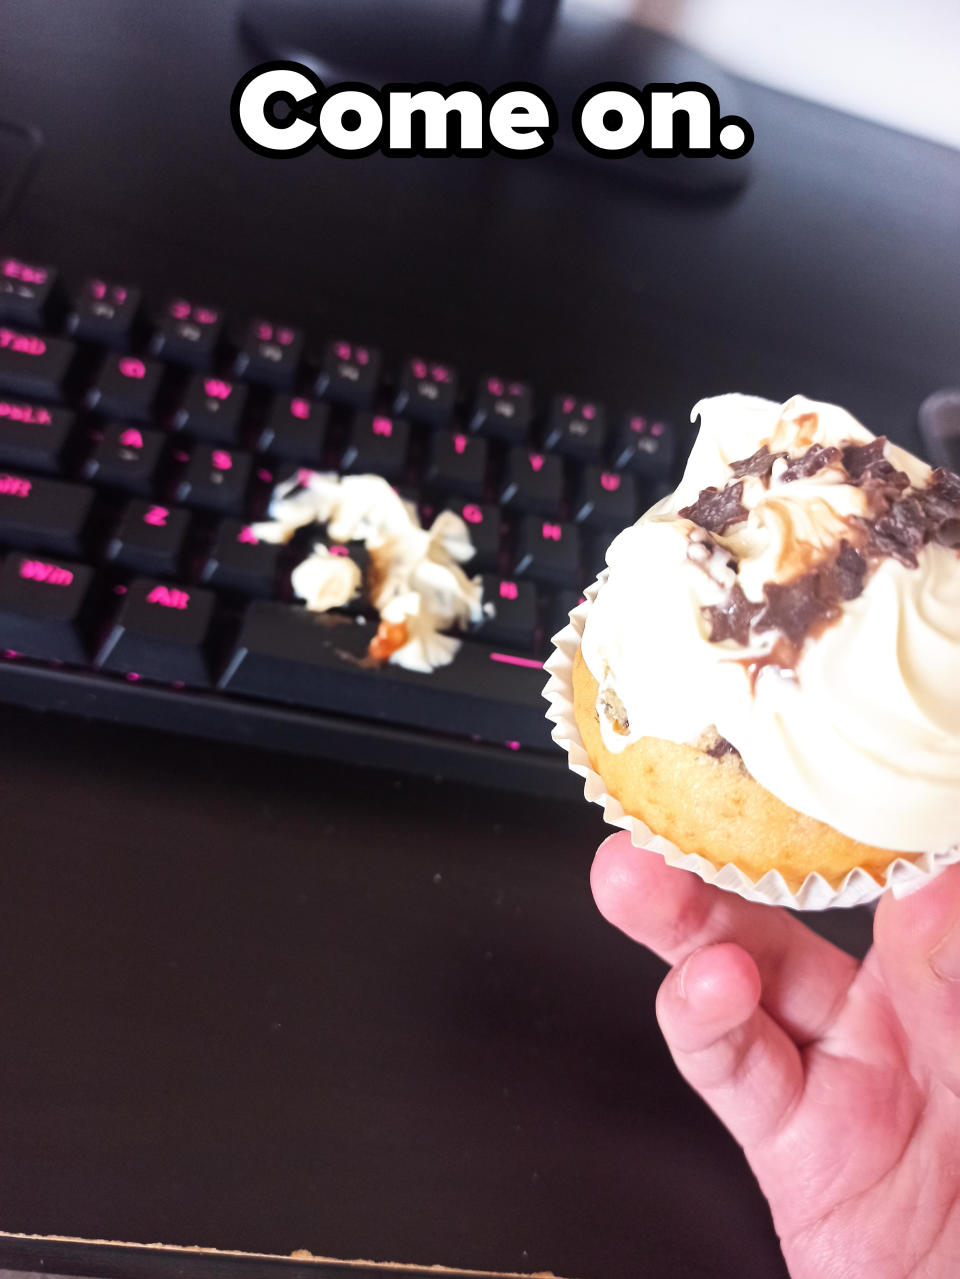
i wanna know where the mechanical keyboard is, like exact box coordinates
[0,253,686,794]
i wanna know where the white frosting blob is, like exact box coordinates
[581,393,960,853]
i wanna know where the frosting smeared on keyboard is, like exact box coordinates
[253,471,487,673]
[581,393,960,855]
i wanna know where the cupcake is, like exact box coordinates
[547,393,960,905]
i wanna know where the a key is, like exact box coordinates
[175,444,252,515]
[473,575,537,650]
[314,339,380,408]
[67,278,142,348]
[149,297,224,367]
[514,516,580,586]
[257,394,329,463]
[544,394,606,462]
[219,601,549,748]
[0,551,93,664]
[105,500,190,577]
[393,357,458,428]
[612,413,677,484]
[85,352,164,422]
[234,318,304,387]
[0,399,74,472]
[0,327,75,400]
[424,430,487,499]
[82,422,165,494]
[0,257,61,328]
[173,374,248,444]
[201,520,282,597]
[545,589,586,644]
[95,577,215,686]
[452,500,500,572]
[574,465,638,529]
[470,376,532,445]
[499,447,563,515]
[0,472,93,555]
[340,413,410,482]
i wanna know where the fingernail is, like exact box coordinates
[930,923,960,982]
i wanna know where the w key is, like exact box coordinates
[95,578,215,686]
[0,552,93,663]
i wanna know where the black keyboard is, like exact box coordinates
[0,253,686,794]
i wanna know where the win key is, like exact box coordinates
[0,552,93,664]
[95,578,215,686]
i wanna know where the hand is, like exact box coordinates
[591,833,960,1279]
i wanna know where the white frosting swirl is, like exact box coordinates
[580,393,960,854]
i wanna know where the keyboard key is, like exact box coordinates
[149,297,224,367]
[393,357,458,428]
[0,257,61,328]
[82,422,165,494]
[0,327,74,400]
[314,339,380,408]
[574,465,638,529]
[67,278,142,348]
[173,374,248,443]
[454,500,500,572]
[0,472,93,555]
[234,318,304,387]
[306,536,371,612]
[514,516,579,587]
[106,500,190,576]
[499,447,563,515]
[95,577,215,686]
[341,413,410,482]
[473,575,537,650]
[545,589,586,642]
[175,444,252,514]
[201,520,282,597]
[257,394,329,463]
[612,413,677,484]
[0,399,74,472]
[544,394,606,462]
[470,376,532,444]
[424,430,487,499]
[85,352,163,421]
[219,601,549,748]
[0,552,93,663]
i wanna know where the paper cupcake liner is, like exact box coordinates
[542,572,960,911]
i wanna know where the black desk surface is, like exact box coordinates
[0,4,957,1278]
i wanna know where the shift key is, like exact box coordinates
[219,601,550,749]
[0,472,94,555]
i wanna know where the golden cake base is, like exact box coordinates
[572,646,917,892]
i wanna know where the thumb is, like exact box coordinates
[874,862,960,1095]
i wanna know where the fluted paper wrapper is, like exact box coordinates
[542,573,960,910]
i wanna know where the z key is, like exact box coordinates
[106,500,190,577]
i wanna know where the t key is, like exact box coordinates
[574,465,638,529]
[473,576,537,651]
[453,500,500,572]
[394,357,458,428]
[0,552,93,664]
[499,447,563,515]
[257,395,329,463]
[425,430,487,499]
[341,413,410,482]
[95,577,215,686]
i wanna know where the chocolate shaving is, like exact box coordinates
[703,582,762,645]
[755,575,834,648]
[679,480,748,534]
[920,467,960,547]
[861,495,926,568]
[781,444,841,483]
[729,446,784,482]
[818,540,868,602]
[706,735,740,760]
[842,437,909,493]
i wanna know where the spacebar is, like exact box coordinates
[219,602,551,750]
